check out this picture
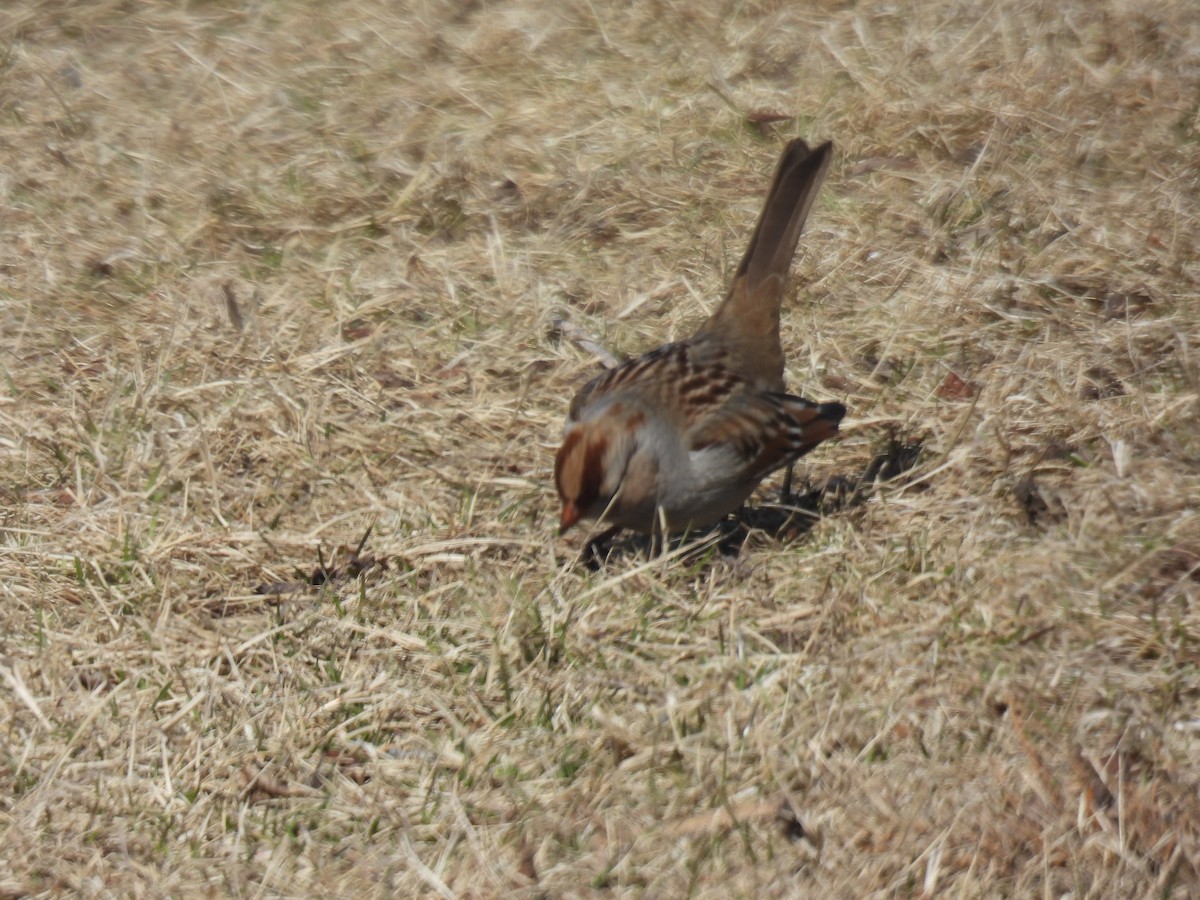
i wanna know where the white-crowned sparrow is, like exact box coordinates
[556,138,844,534]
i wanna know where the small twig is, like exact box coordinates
[222,281,244,332]
[254,523,382,594]
[353,522,375,558]
[552,317,620,369]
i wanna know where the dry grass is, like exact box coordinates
[2,0,1199,895]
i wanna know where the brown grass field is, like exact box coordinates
[3,0,1199,895]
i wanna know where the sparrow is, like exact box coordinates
[555,138,844,535]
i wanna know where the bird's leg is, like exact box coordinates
[582,525,622,565]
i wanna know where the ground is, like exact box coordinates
[2,0,1199,896]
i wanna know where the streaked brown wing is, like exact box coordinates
[568,342,743,428]
[688,391,845,480]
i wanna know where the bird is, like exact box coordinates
[555,138,844,536]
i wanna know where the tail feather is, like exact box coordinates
[695,139,834,390]
[701,140,833,332]
[736,139,834,298]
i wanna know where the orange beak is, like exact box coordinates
[559,500,581,534]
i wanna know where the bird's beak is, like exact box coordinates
[559,501,581,534]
